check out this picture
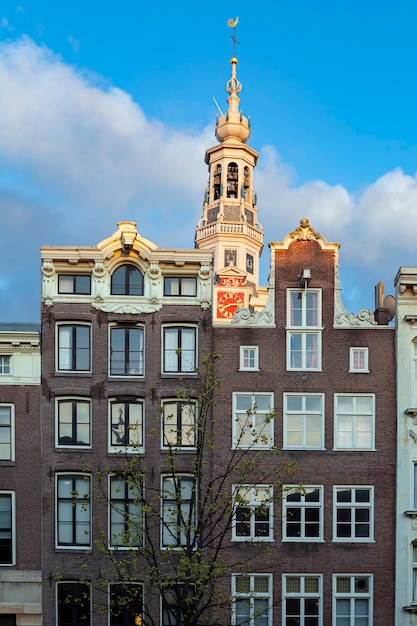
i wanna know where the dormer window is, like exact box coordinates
[111,265,143,296]
[227,162,239,198]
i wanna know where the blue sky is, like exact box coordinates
[1,1,417,321]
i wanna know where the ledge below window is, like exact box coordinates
[403,605,417,613]
[404,510,417,518]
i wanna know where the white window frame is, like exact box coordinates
[108,475,143,549]
[332,574,373,625]
[58,274,91,295]
[232,485,273,542]
[109,583,143,626]
[282,574,322,626]
[0,404,14,461]
[414,341,417,407]
[286,289,322,371]
[56,473,91,549]
[108,398,144,454]
[161,583,196,626]
[56,322,91,373]
[0,491,15,565]
[161,399,197,450]
[162,325,197,375]
[0,356,11,375]
[163,276,197,297]
[349,347,369,373]
[232,392,274,449]
[239,346,259,371]
[283,393,325,450]
[333,486,374,542]
[108,324,145,378]
[232,573,273,626]
[282,485,324,542]
[55,397,91,449]
[334,394,375,450]
[161,475,196,549]
[56,581,91,626]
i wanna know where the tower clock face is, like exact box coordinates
[217,291,245,319]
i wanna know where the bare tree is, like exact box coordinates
[86,353,298,625]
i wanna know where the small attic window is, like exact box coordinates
[111,265,143,296]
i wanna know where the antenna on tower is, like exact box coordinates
[212,96,223,115]
[227,17,239,56]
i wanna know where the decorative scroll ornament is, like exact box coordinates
[232,265,275,327]
[334,264,377,327]
[147,263,162,305]
[198,264,212,310]
[92,300,163,314]
[92,262,107,302]
[289,218,320,242]
[42,261,56,305]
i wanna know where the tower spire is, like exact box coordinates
[195,21,265,322]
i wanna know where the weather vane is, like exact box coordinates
[227,17,239,57]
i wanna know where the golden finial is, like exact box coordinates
[227,17,239,57]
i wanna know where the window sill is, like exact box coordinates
[404,510,417,518]
[55,371,92,377]
[282,538,325,543]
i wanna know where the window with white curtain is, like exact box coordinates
[162,326,197,374]
[286,289,322,371]
[334,394,375,450]
[164,277,197,296]
[57,324,91,372]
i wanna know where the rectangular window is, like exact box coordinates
[246,253,254,274]
[110,326,144,377]
[349,347,369,373]
[0,405,14,461]
[110,583,143,626]
[58,274,91,295]
[283,486,323,541]
[334,394,375,450]
[164,277,197,297]
[412,542,417,603]
[0,492,15,565]
[233,485,273,541]
[109,475,143,548]
[233,574,272,626]
[283,575,322,626]
[333,487,373,542]
[333,575,372,625]
[233,393,274,449]
[57,582,91,626]
[287,290,322,371]
[109,400,143,453]
[56,399,90,447]
[239,346,259,371]
[162,400,197,448]
[163,326,197,374]
[162,584,196,626]
[57,324,91,372]
[283,394,324,449]
[0,356,10,375]
[56,474,91,548]
[161,476,195,547]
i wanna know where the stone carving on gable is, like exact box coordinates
[147,263,162,305]
[42,261,56,306]
[232,266,275,327]
[198,265,212,310]
[92,262,107,302]
[334,264,377,327]
[289,218,320,242]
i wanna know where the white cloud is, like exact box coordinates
[0,36,415,320]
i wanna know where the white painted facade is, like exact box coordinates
[395,267,417,623]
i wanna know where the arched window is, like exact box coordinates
[111,265,143,296]
[242,166,251,199]
[213,164,222,200]
[227,162,239,198]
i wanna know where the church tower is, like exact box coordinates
[195,54,264,322]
